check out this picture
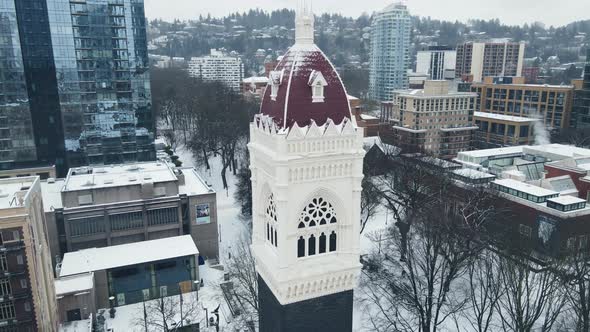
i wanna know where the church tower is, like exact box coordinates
[248,2,365,331]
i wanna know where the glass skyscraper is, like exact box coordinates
[368,3,411,102]
[573,49,590,128]
[1,0,154,176]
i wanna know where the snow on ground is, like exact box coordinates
[175,143,248,266]
[101,262,226,332]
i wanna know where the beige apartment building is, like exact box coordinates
[456,41,525,82]
[471,76,575,147]
[381,80,478,159]
[0,177,58,331]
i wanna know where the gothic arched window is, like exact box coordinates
[265,194,278,247]
[297,236,305,258]
[297,197,337,228]
[319,233,326,253]
[296,196,339,258]
[308,235,316,256]
[329,231,337,252]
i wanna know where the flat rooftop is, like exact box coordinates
[493,178,558,197]
[40,179,65,212]
[474,111,538,123]
[63,162,178,192]
[394,89,477,98]
[59,235,198,277]
[0,177,36,210]
[548,195,587,205]
[523,144,590,159]
[178,167,215,196]
[453,168,496,179]
[55,272,94,296]
[457,146,524,160]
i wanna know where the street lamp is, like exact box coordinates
[108,296,116,318]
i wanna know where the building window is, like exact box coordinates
[265,194,278,247]
[0,302,15,320]
[308,235,316,256]
[147,207,179,226]
[24,302,31,312]
[16,255,23,265]
[297,197,337,228]
[519,224,532,238]
[20,279,27,289]
[297,236,305,258]
[110,212,144,231]
[319,233,326,253]
[270,84,279,100]
[329,231,337,252]
[78,194,93,205]
[312,83,324,102]
[0,254,7,271]
[69,216,106,237]
[0,279,11,297]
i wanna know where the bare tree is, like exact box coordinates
[134,292,202,332]
[360,176,382,234]
[495,254,566,332]
[559,248,590,331]
[461,249,503,332]
[224,236,259,328]
[362,194,486,332]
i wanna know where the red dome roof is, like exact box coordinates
[260,44,352,129]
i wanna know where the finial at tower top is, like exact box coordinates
[295,0,314,45]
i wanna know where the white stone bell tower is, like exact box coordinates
[249,116,365,331]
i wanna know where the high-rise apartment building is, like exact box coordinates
[381,80,478,159]
[0,0,155,177]
[368,3,411,101]
[188,49,244,91]
[573,49,590,128]
[456,41,525,82]
[416,46,457,80]
[0,176,58,331]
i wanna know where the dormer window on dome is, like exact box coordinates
[308,70,328,103]
[269,69,285,101]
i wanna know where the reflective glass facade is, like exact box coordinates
[368,3,411,102]
[573,49,590,128]
[2,0,154,176]
[0,0,37,166]
[47,0,154,168]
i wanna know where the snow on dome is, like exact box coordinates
[259,1,352,129]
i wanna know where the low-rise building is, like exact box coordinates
[380,80,478,159]
[55,236,199,312]
[0,177,58,331]
[471,76,575,131]
[242,76,269,100]
[41,162,219,265]
[474,111,537,148]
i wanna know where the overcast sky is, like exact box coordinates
[144,0,587,27]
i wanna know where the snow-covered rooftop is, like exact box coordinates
[457,146,524,160]
[0,177,36,209]
[493,178,558,197]
[453,168,496,179]
[474,111,538,123]
[40,179,65,212]
[59,235,198,277]
[63,162,177,192]
[178,167,215,196]
[55,272,94,296]
[523,144,590,159]
[243,76,268,84]
[548,195,587,206]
